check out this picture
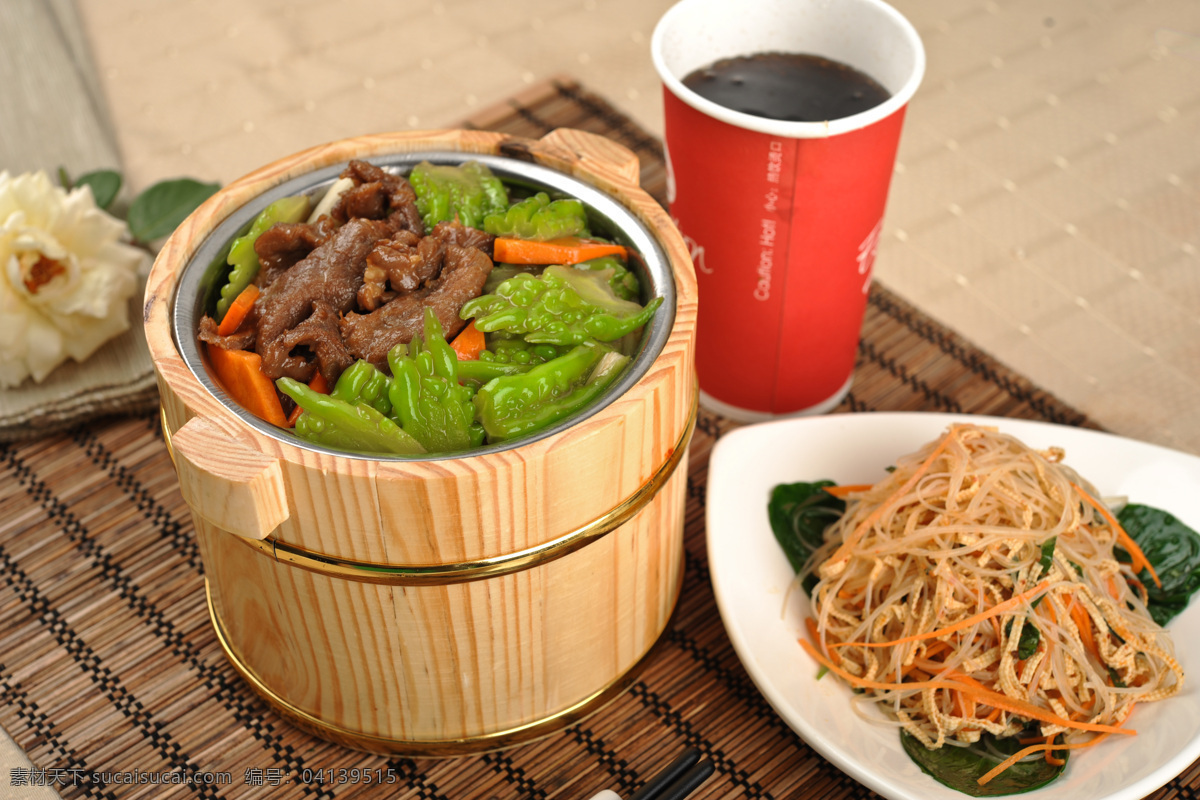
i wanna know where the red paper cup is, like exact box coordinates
[652,0,924,421]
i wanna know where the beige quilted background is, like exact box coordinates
[69,0,1200,455]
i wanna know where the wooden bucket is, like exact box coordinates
[143,129,698,755]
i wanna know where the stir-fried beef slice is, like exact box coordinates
[272,303,354,385]
[357,264,393,312]
[332,160,424,236]
[430,220,495,256]
[337,181,389,221]
[340,242,493,367]
[254,218,337,287]
[197,314,256,351]
[366,230,440,295]
[256,217,393,380]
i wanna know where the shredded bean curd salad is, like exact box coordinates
[769,423,1200,795]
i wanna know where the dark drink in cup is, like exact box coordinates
[683,52,891,123]
[652,0,924,421]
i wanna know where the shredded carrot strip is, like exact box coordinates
[945,670,989,692]
[830,581,1051,650]
[826,432,957,566]
[923,640,951,659]
[823,484,874,499]
[1073,482,1162,588]
[1068,598,1099,663]
[805,618,840,666]
[977,734,1114,785]
[800,639,1136,737]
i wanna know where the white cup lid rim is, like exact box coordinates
[650,0,926,138]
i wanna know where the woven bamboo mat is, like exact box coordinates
[2,79,1165,800]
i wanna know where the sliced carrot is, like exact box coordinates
[830,580,1051,650]
[977,735,1113,786]
[823,484,874,499]
[285,371,329,427]
[923,640,951,659]
[952,689,970,718]
[450,320,486,361]
[1073,482,1162,588]
[216,284,260,336]
[945,670,990,693]
[990,614,1003,644]
[799,639,1136,737]
[826,430,957,567]
[493,236,628,265]
[206,345,288,427]
[805,617,840,666]
[1069,597,1102,662]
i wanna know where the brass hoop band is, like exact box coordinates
[163,394,697,585]
[205,571,680,756]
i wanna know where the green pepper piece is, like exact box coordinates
[473,342,628,441]
[386,308,477,454]
[483,338,572,366]
[574,255,640,302]
[408,160,508,230]
[456,359,533,385]
[482,192,590,241]
[483,264,539,294]
[330,359,393,416]
[278,377,425,456]
[460,265,662,346]
[216,195,311,320]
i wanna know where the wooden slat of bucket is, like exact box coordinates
[0,78,1130,800]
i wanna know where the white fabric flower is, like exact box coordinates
[0,170,149,387]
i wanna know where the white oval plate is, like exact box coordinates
[706,412,1200,800]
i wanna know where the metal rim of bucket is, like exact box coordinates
[170,150,678,463]
[162,391,696,584]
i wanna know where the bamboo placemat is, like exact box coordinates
[1,79,1159,800]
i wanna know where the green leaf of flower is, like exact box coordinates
[127,178,220,242]
[75,169,123,209]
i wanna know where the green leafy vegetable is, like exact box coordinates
[409,160,508,230]
[1117,503,1200,626]
[901,731,1067,797]
[472,341,627,442]
[1038,537,1056,577]
[767,481,844,594]
[461,265,662,347]
[74,169,122,209]
[386,308,481,453]
[278,377,424,456]
[574,255,641,301]
[127,177,220,242]
[330,359,393,417]
[483,191,589,240]
[481,338,571,366]
[1004,618,1041,660]
[215,195,311,321]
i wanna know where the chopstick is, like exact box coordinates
[648,758,715,800]
[587,747,714,800]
